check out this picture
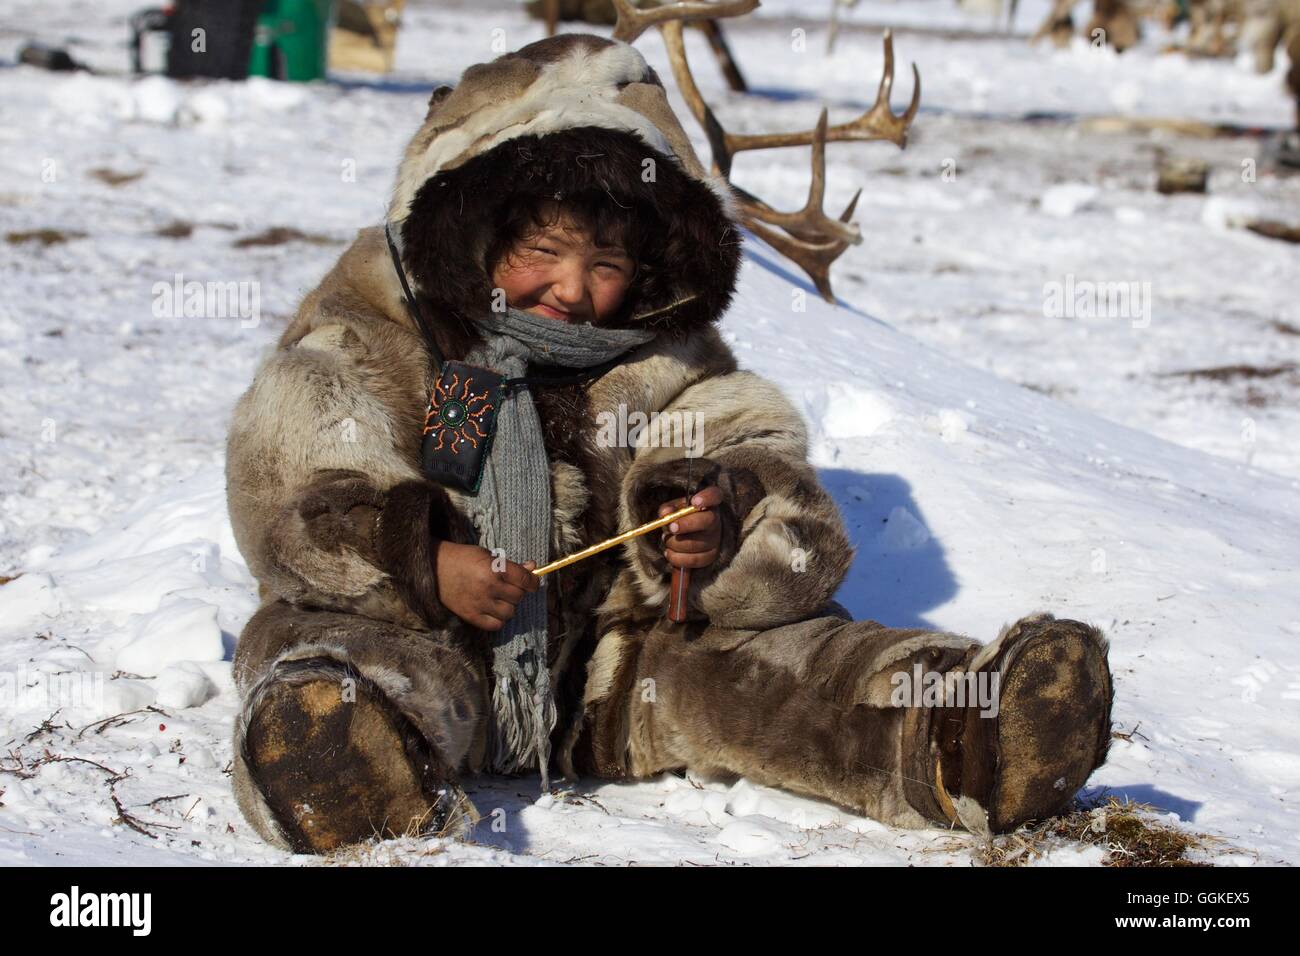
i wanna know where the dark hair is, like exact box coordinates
[483,191,660,323]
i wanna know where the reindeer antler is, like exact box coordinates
[611,0,760,43]
[730,109,863,245]
[669,26,918,171]
[613,1,919,302]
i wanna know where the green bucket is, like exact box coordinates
[248,0,336,82]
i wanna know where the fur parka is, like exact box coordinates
[225,33,855,782]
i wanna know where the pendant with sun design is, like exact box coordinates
[419,360,507,495]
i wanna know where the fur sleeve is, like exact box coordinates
[226,322,475,630]
[618,370,855,630]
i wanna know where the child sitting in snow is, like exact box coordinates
[225,34,1114,854]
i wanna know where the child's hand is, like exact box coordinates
[433,540,540,631]
[657,486,724,570]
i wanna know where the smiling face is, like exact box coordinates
[488,199,637,325]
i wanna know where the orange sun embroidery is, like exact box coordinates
[422,370,496,454]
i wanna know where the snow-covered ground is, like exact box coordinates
[0,0,1297,865]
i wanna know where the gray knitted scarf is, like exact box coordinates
[463,307,655,789]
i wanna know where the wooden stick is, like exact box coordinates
[533,505,699,578]
[667,565,689,623]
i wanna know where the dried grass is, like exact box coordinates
[976,795,1226,867]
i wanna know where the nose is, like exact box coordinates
[549,258,587,309]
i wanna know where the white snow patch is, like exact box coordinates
[1041,183,1100,218]
[877,506,932,551]
[152,661,219,710]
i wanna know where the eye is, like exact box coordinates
[528,245,558,257]
[595,260,625,273]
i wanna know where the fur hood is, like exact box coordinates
[386,33,744,340]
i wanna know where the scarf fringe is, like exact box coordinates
[488,670,558,791]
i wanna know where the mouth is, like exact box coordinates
[532,303,576,322]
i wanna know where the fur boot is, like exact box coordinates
[902,613,1114,835]
[231,600,487,853]
[238,656,459,853]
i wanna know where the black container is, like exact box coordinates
[165,0,265,80]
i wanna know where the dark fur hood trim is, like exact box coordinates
[398,126,743,340]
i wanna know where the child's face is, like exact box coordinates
[490,204,636,325]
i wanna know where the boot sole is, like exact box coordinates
[987,621,1113,832]
[243,657,451,854]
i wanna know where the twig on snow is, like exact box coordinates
[76,705,169,739]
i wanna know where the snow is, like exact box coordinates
[1,0,1298,866]
[1040,182,1101,218]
